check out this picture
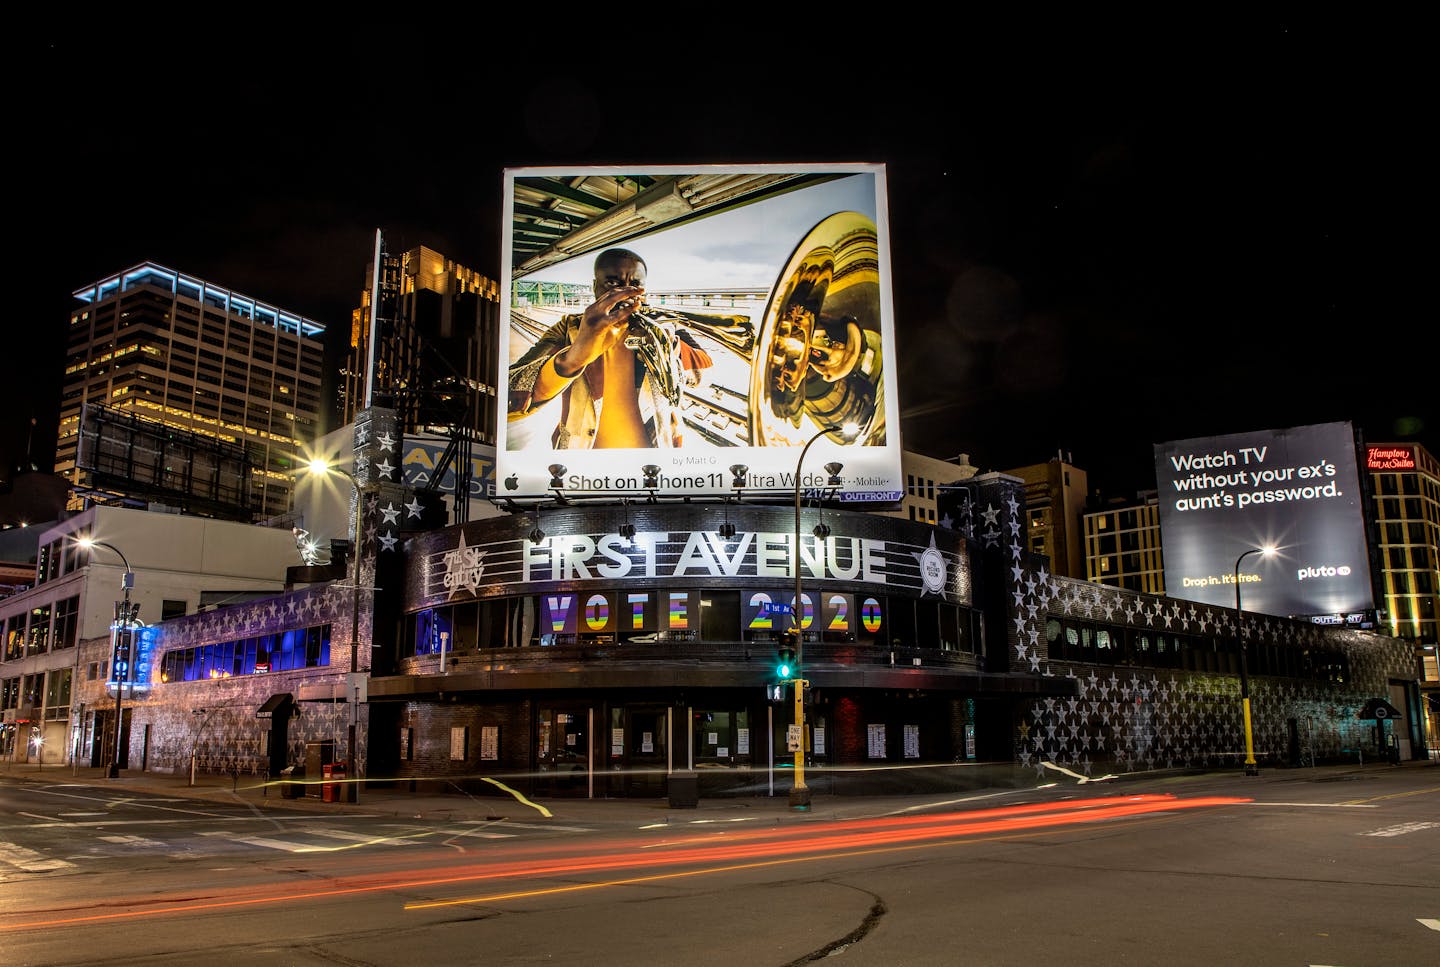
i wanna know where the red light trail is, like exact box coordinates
[1,793,1247,930]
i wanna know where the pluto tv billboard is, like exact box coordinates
[1154,421,1374,618]
[497,165,901,501]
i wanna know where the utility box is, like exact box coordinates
[305,740,335,798]
[667,771,698,808]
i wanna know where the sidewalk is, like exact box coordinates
[3,758,1433,828]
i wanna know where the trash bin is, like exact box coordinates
[667,771,698,808]
[305,740,335,799]
[281,765,304,799]
[331,761,349,802]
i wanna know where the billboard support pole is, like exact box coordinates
[1234,546,1274,776]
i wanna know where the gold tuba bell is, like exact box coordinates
[748,211,884,447]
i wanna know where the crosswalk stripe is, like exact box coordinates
[441,828,517,840]
[198,832,330,853]
[298,827,418,847]
[96,834,168,848]
[0,841,76,872]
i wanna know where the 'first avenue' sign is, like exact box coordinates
[418,528,968,606]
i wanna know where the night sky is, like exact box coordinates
[10,18,1431,500]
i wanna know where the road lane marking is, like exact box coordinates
[1342,785,1440,806]
[1361,822,1439,837]
[439,829,517,840]
[0,842,76,872]
[298,827,418,847]
[96,834,169,848]
[198,832,329,853]
[1419,918,1439,932]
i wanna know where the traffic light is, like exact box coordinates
[776,627,798,680]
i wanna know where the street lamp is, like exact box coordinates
[788,421,859,809]
[76,537,136,779]
[1234,546,1276,777]
[307,458,364,803]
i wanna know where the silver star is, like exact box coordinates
[381,502,401,525]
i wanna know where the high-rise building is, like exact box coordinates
[58,263,326,522]
[1363,441,1440,746]
[1365,442,1440,645]
[1007,455,1089,579]
[336,239,501,525]
[1082,490,1166,594]
[341,239,500,449]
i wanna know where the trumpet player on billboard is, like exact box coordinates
[508,248,690,449]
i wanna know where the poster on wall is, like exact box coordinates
[1153,421,1375,618]
[481,725,499,761]
[867,723,886,759]
[499,165,902,500]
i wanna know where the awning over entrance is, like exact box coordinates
[256,693,295,719]
[1357,697,1402,720]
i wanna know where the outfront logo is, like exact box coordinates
[1297,563,1352,581]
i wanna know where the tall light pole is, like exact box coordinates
[307,458,363,803]
[1234,546,1275,777]
[77,537,135,779]
[788,421,859,810]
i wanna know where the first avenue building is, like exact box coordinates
[93,411,1426,800]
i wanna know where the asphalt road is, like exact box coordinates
[1,765,1436,966]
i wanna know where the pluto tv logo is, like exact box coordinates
[1297,563,1352,581]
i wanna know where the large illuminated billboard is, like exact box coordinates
[1154,421,1374,618]
[498,165,902,501]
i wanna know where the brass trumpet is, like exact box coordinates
[619,302,685,406]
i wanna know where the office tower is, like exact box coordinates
[1365,442,1440,645]
[1083,491,1166,594]
[341,238,500,448]
[58,262,326,522]
[1364,441,1439,745]
[1008,454,1089,579]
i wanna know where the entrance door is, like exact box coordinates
[613,705,668,798]
[266,711,291,778]
[538,707,590,796]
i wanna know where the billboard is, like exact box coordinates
[498,165,901,500]
[1154,421,1374,618]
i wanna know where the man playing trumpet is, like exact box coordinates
[508,248,687,449]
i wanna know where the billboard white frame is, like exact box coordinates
[497,164,902,501]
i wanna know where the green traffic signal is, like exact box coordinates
[776,628,798,680]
